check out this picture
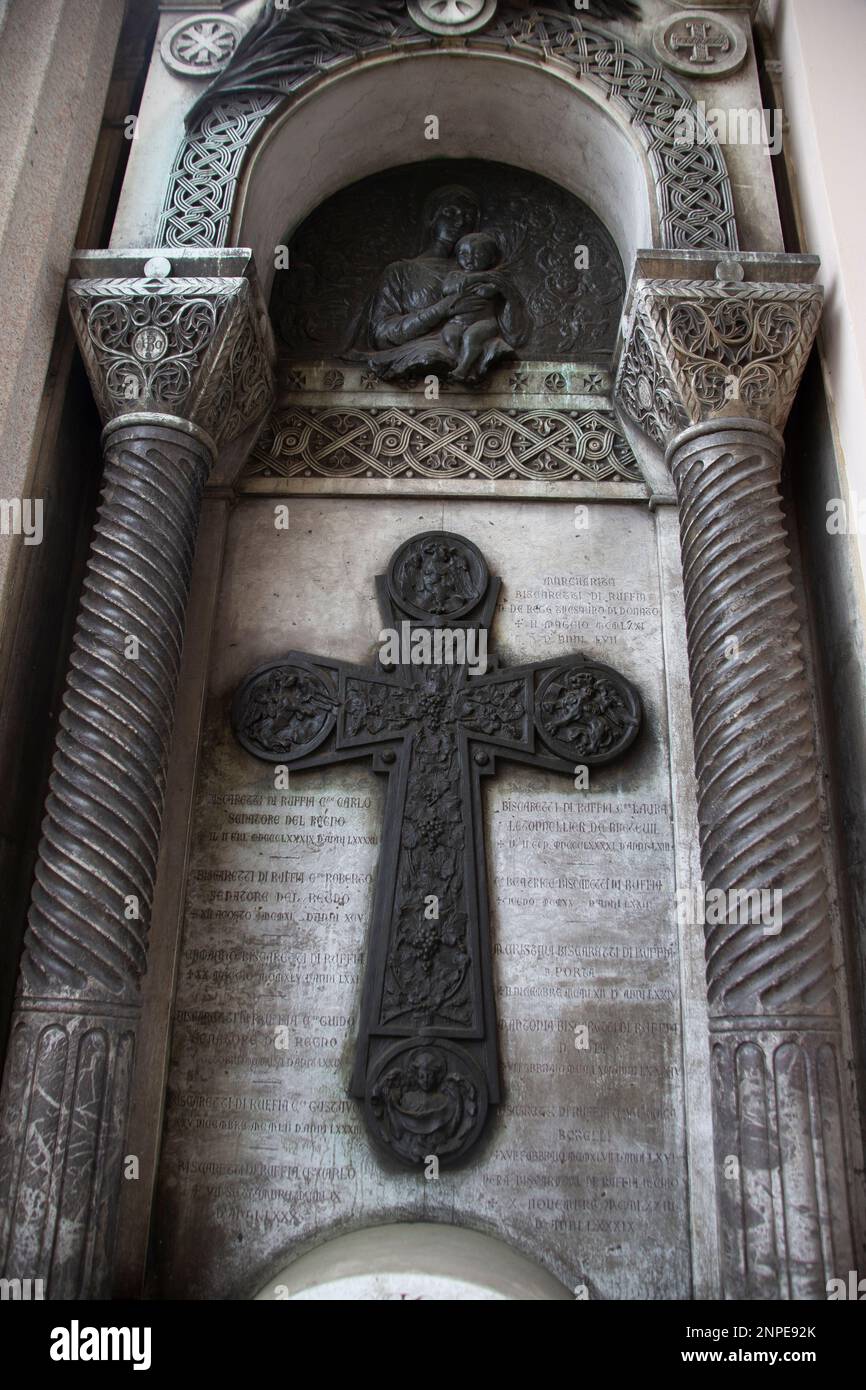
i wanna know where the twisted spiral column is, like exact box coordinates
[669,420,856,1297]
[671,422,834,1015]
[0,416,213,1298]
[616,257,863,1297]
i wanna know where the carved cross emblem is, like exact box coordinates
[669,20,730,65]
[233,532,642,1167]
[409,0,496,36]
[425,0,485,21]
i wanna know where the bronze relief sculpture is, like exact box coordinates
[233,532,643,1167]
[347,184,528,383]
[270,160,625,362]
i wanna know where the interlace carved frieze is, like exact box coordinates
[158,2,736,254]
[245,404,642,483]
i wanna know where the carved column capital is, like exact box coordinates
[67,248,275,450]
[614,251,823,449]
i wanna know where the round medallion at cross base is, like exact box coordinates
[366,1037,489,1168]
[408,0,498,38]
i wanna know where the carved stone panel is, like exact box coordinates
[247,405,641,484]
[152,496,693,1298]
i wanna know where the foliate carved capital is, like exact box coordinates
[67,249,275,448]
[614,252,823,450]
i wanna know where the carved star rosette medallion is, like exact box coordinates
[232,533,644,1167]
[161,15,244,78]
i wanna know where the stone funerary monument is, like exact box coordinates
[0,0,863,1302]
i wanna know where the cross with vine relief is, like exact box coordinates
[233,531,642,1168]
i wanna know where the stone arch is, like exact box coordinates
[253,1223,575,1300]
[157,6,737,278]
[233,54,647,304]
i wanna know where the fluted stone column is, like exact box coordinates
[616,251,860,1298]
[0,250,274,1297]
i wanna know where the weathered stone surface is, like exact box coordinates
[616,250,864,1298]
[153,496,697,1299]
[0,250,276,1298]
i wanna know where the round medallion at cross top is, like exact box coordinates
[388,533,489,621]
[160,15,245,78]
[408,0,498,36]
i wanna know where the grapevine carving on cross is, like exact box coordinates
[233,532,642,1166]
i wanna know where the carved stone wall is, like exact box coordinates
[157,3,738,254]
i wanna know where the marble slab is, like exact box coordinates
[153,496,695,1299]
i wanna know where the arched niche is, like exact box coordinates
[253,1223,575,1300]
[231,51,656,301]
[269,157,627,365]
[157,10,740,270]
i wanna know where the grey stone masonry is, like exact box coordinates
[0,250,274,1297]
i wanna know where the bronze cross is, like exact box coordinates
[233,532,642,1168]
